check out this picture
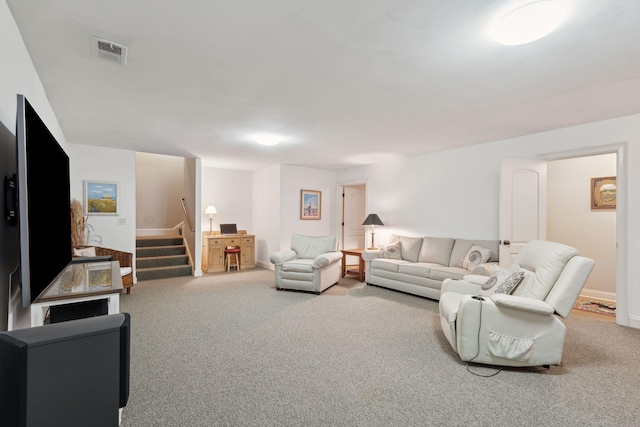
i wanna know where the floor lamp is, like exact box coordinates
[205,205,217,234]
[362,213,384,250]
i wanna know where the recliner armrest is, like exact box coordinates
[489,294,554,316]
[441,278,481,296]
[313,251,342,268]
[270,249,298,265]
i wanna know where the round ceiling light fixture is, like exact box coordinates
[253,133,281,146]
[492,0,565,45]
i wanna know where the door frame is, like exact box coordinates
[540,143,628,327]
[336,180,368,251]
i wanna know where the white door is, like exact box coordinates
[499,159,547,269]
[342,184,366,251]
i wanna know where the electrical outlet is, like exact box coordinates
[118,218,126,225]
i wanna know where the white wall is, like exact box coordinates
[67,144,137,256]
[547,154,617,298]
[201,167,253,233]
[0,1,66,150]
[252,165,280,267]
[250,165,337,268]
[337,114,640,328]
[0,2,72,330]
[279,165,337,251]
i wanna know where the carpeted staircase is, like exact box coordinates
[136,236,192,281]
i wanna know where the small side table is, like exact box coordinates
[341,249,365,282]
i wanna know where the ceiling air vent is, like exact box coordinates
[91,37,128,66]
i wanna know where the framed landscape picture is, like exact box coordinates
[300,190,321,220]
[84,180,119,215]
[591,176,616,209]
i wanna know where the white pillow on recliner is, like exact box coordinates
[73,247,96,257]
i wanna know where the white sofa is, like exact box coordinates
[438,240,595,367]
[362,234,500,300]
[270,234,343,294]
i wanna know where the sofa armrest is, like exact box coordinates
[489,294,555,316]
[313,251,343,268]
[270,249,298,265]
[361,249,381,262]
[462,274,491,286]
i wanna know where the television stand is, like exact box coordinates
[30,261,123,327]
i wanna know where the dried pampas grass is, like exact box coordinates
[70,199,102,247]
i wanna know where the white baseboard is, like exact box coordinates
[579,288,616,302]
[628,316,640,329]
[256,261,274,271]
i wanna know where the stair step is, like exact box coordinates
[137,265,192,281]
[137,254,189,269]
[137,245,186,258]
[136,236,183,248]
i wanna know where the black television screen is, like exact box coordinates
[16,94,72,306]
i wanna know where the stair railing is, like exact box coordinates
[180,198,195,232]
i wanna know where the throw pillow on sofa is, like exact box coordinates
[383,244,402,260]
[387,234,422,262]
[480,265,509,290]
[459,244,493,270]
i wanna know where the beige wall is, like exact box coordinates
[547,154,616,299]
[135,152,185,232]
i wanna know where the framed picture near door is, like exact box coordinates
[300,190,321,220]
[84,180,119,215]
[591,176,616,209]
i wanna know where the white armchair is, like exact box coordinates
[439,240,595,368]
[270,234,342,294]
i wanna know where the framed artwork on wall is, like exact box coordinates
[84,180,119,215]
[300,190,321,220]
[590,176,616,209]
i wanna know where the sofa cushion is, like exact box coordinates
[418,237,455,265]
[382,243,402,260]
[371,258,408,273]
[388,234,422,262]
[460,244,493,270]
[429,266,469,282]
[449,239,499,266]
[397,263,440,278]
[291,234,337,259]
[282,258,314,273]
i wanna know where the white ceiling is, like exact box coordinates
[7,0,640,171]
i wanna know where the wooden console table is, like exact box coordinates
[202,234,256,273]
[341,249,365,282]
[31,261,123,327]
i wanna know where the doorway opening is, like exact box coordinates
[541,143,628,326]
[337,182,367,275]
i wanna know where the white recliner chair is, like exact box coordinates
[270,234,343,294]
[439,240,595,368]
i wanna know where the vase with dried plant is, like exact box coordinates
[70,199,102,248]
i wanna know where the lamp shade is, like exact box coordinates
[362,213,383,226]
[205,205,217,215]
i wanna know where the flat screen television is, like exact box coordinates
[15,94,72,307]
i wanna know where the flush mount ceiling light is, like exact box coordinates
[253,134,281,146]
[492,1,565,45]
